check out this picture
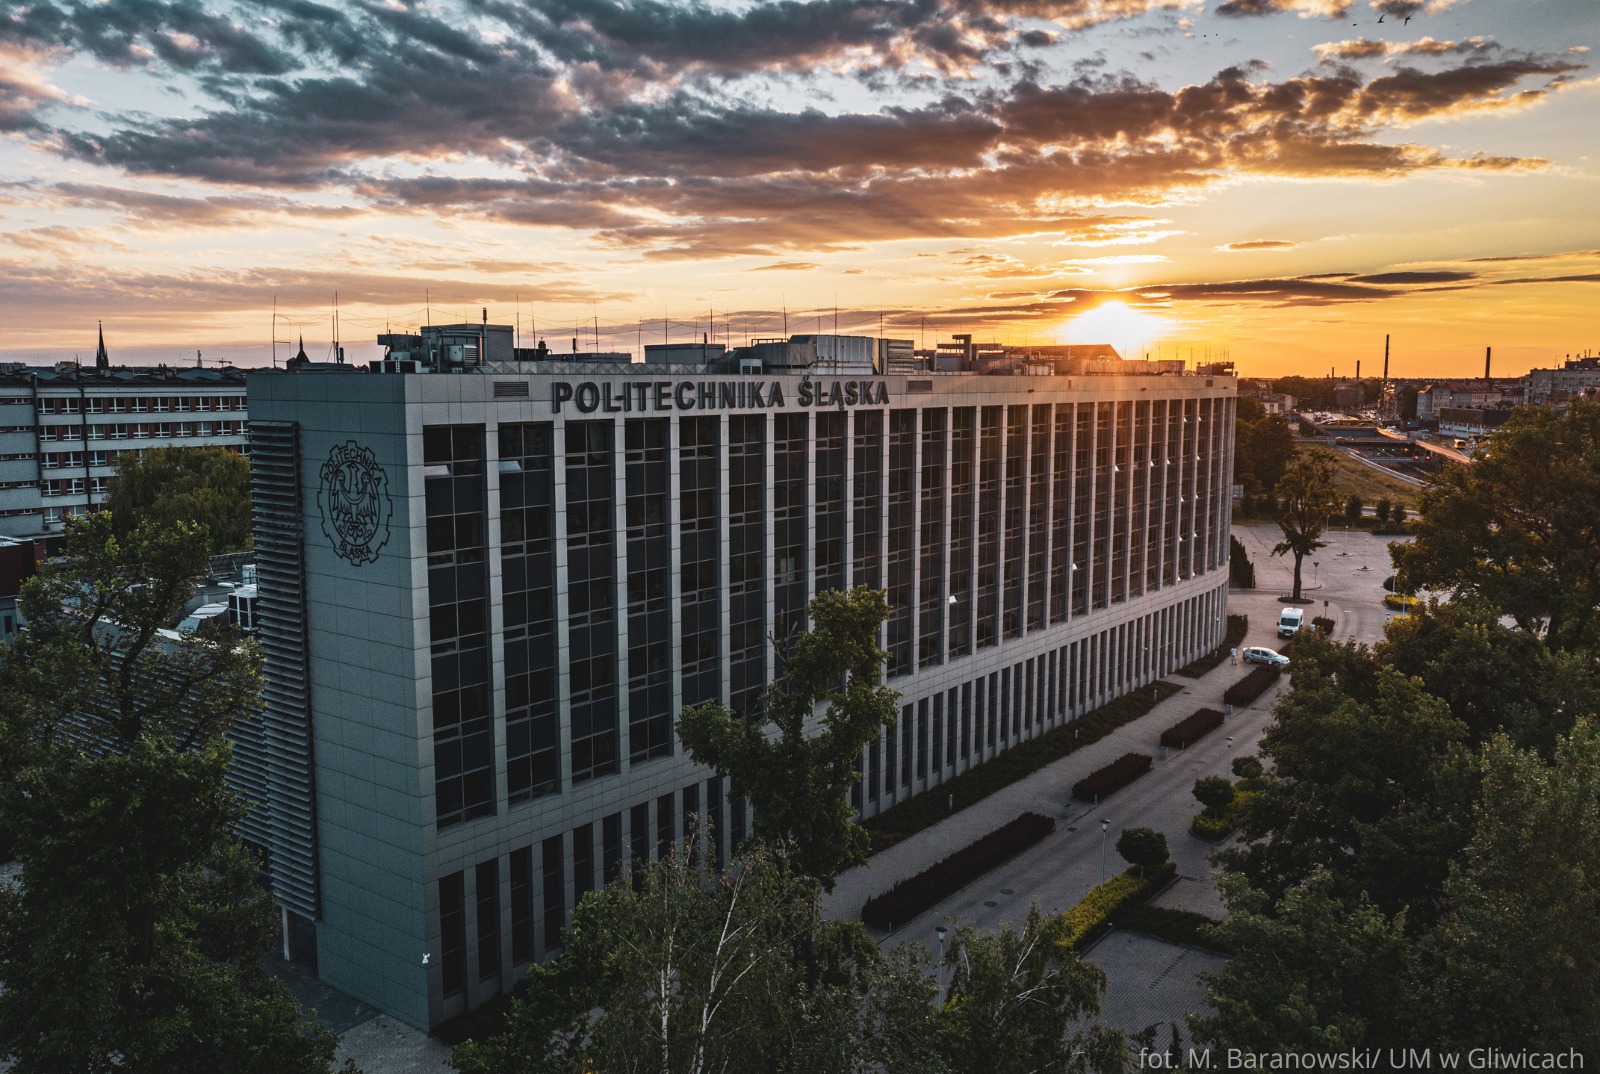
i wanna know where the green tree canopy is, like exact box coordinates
[1271,454,1341,600]
[1394,397,1600,651]
[1235,413,1296,496]
[1115,827,1169,877]
[1426,720,1600,1052]
[677,586,899,890]
[1192,776,1235,816]
[0,514,340,1074]
[1222,633,1475,924]
[1193,871,1423,1051]
[107,445,252,554]
[452,843,1127,1074]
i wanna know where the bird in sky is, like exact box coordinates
[1405,13,1414,23]
[1378,13,1386,22]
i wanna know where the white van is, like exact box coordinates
[1278,607,1304,638]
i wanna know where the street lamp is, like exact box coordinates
[935,925,948,1001]
[1100,819,1109,888]
[1313,560,1319,584]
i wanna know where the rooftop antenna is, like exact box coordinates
[426,288,431,327]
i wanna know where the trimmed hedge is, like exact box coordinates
[863,680,1184,850]
[1176,614,1250,679]
[1159,708,1224,750]
[1113,905,1230,954]
[1383,593,1419,611]
[1071,752,1153,803]
[860,812,1055,931]
[1190,812,1234,841]
[1223,665,1281,707]
[1062,861,1177,950]
[1311,616,1336,634]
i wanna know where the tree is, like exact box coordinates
[1391,502,1406,525]
[1426,721,1600,1052]
[0,514,341,1074]
[1394,398,1600,651]
[1344,494,1363,528]
[1235,414,1296,496]
[1115,827,1169,877]
[1378,600,1600,756]
[1228,535,1255,588]
[677,587,899,890]
[935,907,1126,1074]
[1271,454,1341,601]
[1374,497,1391,525]
[1221,639,1476,924]
[1192,776,1235,817]
[1192,871,1425,1050]
[108,445,253,554]
[453,845,1128,1074]
[451,835,901,1074]
[1231,756,1265,783]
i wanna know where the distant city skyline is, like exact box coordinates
[1,0,1596,378]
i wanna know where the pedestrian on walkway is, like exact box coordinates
[1230,646,1238,666]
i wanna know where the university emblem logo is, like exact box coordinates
[318,440,392,566]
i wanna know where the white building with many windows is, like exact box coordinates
[245,333,1236,1029]
[0,360,249,539]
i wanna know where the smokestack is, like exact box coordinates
[1356,360,1361,382]
[1383,334,1389,381]
[1485,346,1491,381]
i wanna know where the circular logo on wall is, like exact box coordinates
[318,440,393,566]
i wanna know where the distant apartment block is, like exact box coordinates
[1524,356,1600,405]
[0,359,249,539]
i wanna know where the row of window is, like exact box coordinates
[39,420,244,441]
[40,477,109,497]
[32,394,245,416]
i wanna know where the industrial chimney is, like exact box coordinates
[1383,335,1389,381]
[1485,346,1492,381]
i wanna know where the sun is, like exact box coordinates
[1063,301,1172,356]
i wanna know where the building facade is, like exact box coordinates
[246,350,1235,1029]
[0,364,249,539]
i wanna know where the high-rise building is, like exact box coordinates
[245,334,1236,1029]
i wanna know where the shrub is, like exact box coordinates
[860,812,1054,931]
[1072,752,1153,802]
[1231,755,1265,782]
[1113,905,1230,954]
[1115,827,1169,877]
[1192,775,1236,814]
[1383,593,1418,611]
[1159,707,1223,749]
[1190,813,1234,841]
[1176,614,1250,679]
[1060,861,1177,949]
[1223,665,1281,707]
[1311,616,1335,634]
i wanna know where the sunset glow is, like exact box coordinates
[0,0,1596,378]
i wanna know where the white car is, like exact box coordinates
[1242,646,1290,667]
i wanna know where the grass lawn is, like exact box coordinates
[1300,444,1424,509]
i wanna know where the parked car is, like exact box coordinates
[1277,607,1304,638]
[1242,646,1290,667]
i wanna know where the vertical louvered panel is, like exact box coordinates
[247,419,320,920]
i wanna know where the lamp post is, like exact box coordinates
[1313,560,1319,584]
[1100,819,1109,888]
[935,925,948,1001]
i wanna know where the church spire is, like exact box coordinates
[288,335,310,371]
[94,321,109,370]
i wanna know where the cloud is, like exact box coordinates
[1347,269,1476,283]
[1220,240,1301,251]
[750,262,822,272]
[1314,36,1498,61]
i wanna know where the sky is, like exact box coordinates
[1,0,1597,378]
